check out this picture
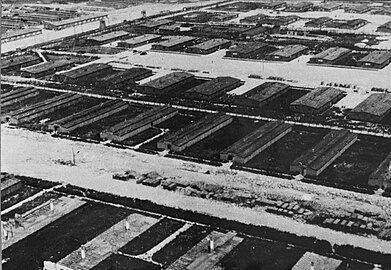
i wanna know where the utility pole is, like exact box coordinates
[72,148,80,165]
[72,148,76,165]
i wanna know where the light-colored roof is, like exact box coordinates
[143,72,194,90]
[88,31,129,42]
[358,50,391,64]
[286,1,313,8]
[268,44,308,57]
[187,76,241,96]
[22,59,75,74]
[292,252,342,270]
[61,63,111,79]
[139,19,172,28]
[379,21,391,29]
[2,54,41,68]
[1,178,21,191]
[244,82,290,103]
[188,39,230,51]
[229,42,268,54]
[312,47,351,61]
[351,93,391,117]
[121,34,161,45]
[291,87,345,109]
[154,36,196,48]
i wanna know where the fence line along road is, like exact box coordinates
[5,81,391,139]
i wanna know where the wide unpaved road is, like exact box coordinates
[2,126,391,254]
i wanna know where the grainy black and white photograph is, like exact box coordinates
[1,0,391,269]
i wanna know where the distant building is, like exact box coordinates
[186,38,231,54]
[225,42,269,58]
[151,36,197,51]
[158,24,181,34]
[210,12,239,22]
[368,152,391,190]
[309,47,352,65]
[43,14,108,30]
[136,19,173,32]
[290,129,358,177]
[1,87,39,107]
[117,34,161,48]
[240,13,269,25]
[2,54,42,72]
[285,2,314,12]
[47,100,129,134]
[141,72,195,95]
[234,82,290,108]
[2,94,82,125]
[220,121,292,164]
[240,26,275,40]
[265,44,308,61]
[100,106,178,142]
[339,19,367,30]
[262,15,300,26]
[86,31,130,45]
[262,1,287,10]
[97,68,152,88]
[292,252,342,269]
[344,5,371,14]
[1,28,42,43]
[172,11,212,23]
[185,76,242,100]
[372,7,391,16]
[377,21,391,34]
[21,59,76,78]
[357,50,391,69]
[55,63,112,84]
[315,3,342,12]
[349,93,391,122]
[1,178,22,197]
[304,17,332,28]
[158,113,233,152]
[290,87,346,114]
